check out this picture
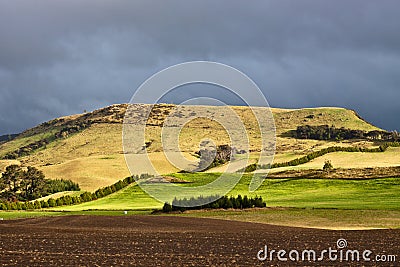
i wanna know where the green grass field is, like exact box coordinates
[2,173,399,229]
[0,210,150,220]
[52,183,163,211]
[45,173,400,211]
[188,173,400,210]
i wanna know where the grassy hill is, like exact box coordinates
[0,104,389,191]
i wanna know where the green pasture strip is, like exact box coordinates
[0,210,152,220]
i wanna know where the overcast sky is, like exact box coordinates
[0,0,399,135]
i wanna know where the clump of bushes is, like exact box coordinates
[162,194,266,212]
[294,125,399,141]
[45,179,80,194]
[196,144,235,171]
[54,122,91,139]
[0,165,80,201]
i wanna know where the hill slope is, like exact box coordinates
[0,104,385,191]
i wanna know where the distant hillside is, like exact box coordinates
[0,134,18,143]
[0,104,385,191]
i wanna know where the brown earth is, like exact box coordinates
[0,216,399,266]
[268,166,400,179]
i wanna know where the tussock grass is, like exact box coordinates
[39,152,197,191]
[39,154,131,191]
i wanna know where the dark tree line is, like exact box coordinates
[294,125,399,141]
[162,195,266,212]
[0,165,80,201]
[46,179,81,194]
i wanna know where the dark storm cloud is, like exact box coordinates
[0,0,399,134]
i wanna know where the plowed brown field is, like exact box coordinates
[0,216,399,266]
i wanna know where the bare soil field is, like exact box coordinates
[0,216,399,266]
[268,166,400,179]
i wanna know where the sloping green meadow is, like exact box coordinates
[54,173,400,211]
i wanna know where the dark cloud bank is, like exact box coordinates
[0,0,399,135]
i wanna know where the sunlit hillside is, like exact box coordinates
[0,104,387,191]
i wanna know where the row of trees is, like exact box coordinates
[294,125,399,141]
[240,142,400,172]
[162,195,266,212]
[0,173,152,210]
[0,165,80,201]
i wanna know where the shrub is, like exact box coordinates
[162,202,173,212]
[71,196,81,204]
[56,198,64,206]
[0,203,7,210]
[8,202,17,210]
[47,198,56,207]
[80,192,93,202]
[34,201,41,209]
[40,200,49,208]
[323,160,334,171]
